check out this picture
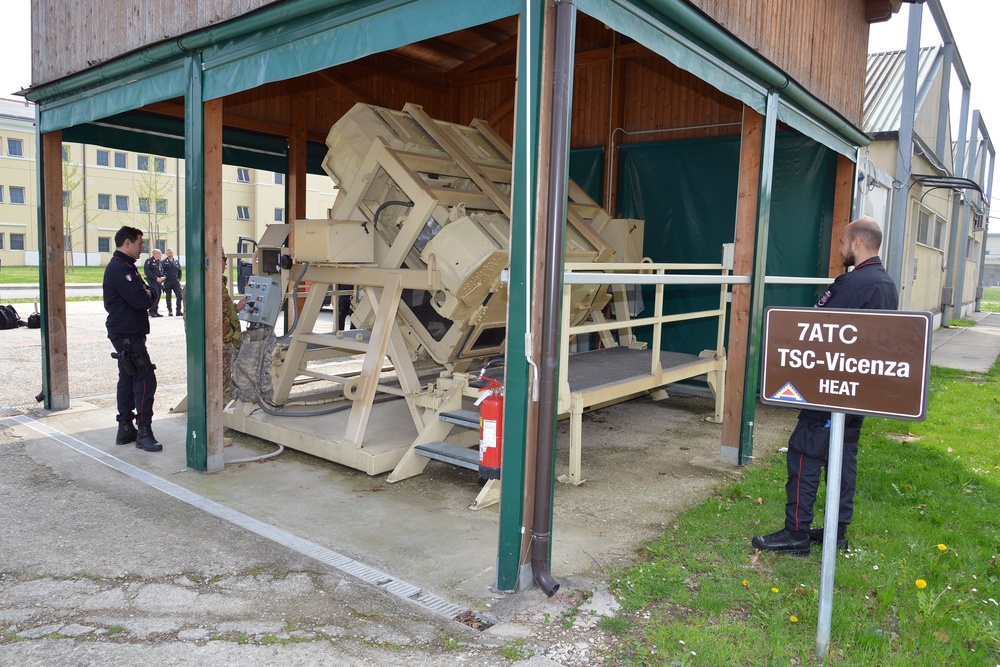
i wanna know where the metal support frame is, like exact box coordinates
[738,89,779,466]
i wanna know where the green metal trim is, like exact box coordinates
[184,54,209,472]
[38,60,186,134]
[777,101,858,159]
[34,106,52,410]
[738,90,779,466]
[202,0,521,101]
[495,0,545,593]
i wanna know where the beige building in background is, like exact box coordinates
[0,97,337,269]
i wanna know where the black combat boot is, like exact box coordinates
[808,527,850,551]
[751,528,811,556]
[115,420,137,445]
[135,426,163,452]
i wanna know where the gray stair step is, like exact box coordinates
[439,409,479,429]
[414,442,479,470]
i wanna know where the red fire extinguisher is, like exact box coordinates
[476,376,503,480]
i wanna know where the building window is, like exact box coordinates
[156,199,167,215]
[62,190,71,207]
[96,150,109,166]
[156,238,166,253]
[114,152,127,169]
[236,205,250,220]
[139,197,150,213]
[7,138,23,157]
[98,236,111,253]
[10,186,25,204]
[0,234,4,250]
[0,185,4,203]
[11,233,25,251]
[154,157,165,173]
[237,168,250,183]
[915,206,944,250]
[116,195,129,212]
[98,193,111,210]
[968,236,981,261]
[137,155,149,171]
[274,208,284,222]
[64,234,72,248]
[274,172,284,185]
[62,145,70,161]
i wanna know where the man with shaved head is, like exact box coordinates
[752,216,898,556]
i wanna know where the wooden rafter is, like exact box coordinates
[451,42,651,87]
[142,101,328,144]
[316,70,381,106]
[448,36,518,77]
[343,58,450,94]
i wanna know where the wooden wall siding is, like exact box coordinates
[686,0,869,125]
[32,0,282,86]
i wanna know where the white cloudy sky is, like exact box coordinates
[1,0,996,225]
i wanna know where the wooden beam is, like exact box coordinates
[829,154,856,278]
[484,96,516,127]
[42,131,70,410]
[316,70,381,106]
[721,107,763,453]
[344,57,450,94]
[204,98,225,469]
[451,42,650,86]
[448,36,518,77]
[468,24,512,44]
[142,101,328,144]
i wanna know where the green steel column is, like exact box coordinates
[184,54,209,471]
[495,0,545,593]
[738,90,779,466]
[34,106,52,409]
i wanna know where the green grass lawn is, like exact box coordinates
[0,266,105,284]
[983,286,1000,313]
[604,360,1000,665]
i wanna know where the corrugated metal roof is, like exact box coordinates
[0,97,35,122]
[863,46,941,134]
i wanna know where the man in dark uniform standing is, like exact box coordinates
[104,226,162,452]
[752,217,898,555]
[143,248,166,317]
[162,247,183,316]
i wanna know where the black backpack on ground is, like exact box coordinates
[26,312,41,329]
[0,304,24,330]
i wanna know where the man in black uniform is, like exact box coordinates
[104,226,162,452]
[143,248,166,317]
[162,247,183,316]
[752,217,898,556]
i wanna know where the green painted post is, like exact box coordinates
[495,0,545,593]
[34,107,52,409]
[738,90,779,466]
[184,54,209,471]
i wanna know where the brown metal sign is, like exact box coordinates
[761,307,932,420]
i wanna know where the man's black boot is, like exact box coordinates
[751,529,810,556]
[115,421,137,445]
[135,427,163,452]
[808,528,849,551]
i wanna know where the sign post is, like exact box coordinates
[760,307,932,658]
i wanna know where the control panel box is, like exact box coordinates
[239,276,282,327]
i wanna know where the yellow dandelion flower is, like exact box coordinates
[789,616,798,623]
[937,544,947,551]
[915,579,927,589]
[771,587,779,593]
[742,579,748,587]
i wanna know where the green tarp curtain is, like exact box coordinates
[568,146,606,204]
[614,132,837,355]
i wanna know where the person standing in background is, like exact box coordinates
[162,248,184,317]
[143,248,166,317]
[103,226,162,452]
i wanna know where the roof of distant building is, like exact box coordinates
[0,97,35,123]
[864,47,941,135]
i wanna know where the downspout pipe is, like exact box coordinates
[643,0,868,148]
[531,0,576,598]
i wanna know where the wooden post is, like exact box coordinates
[42,131,70,410]
[829,154,856,278]
[720,106,762,460]
[204,99,225,472]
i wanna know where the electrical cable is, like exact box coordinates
[285,262,310,338]
[226,443,285,465]
[255,393,402,418]
[372,200,413,231]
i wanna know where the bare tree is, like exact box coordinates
[133,155,175,252]
[61,144,91,269]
